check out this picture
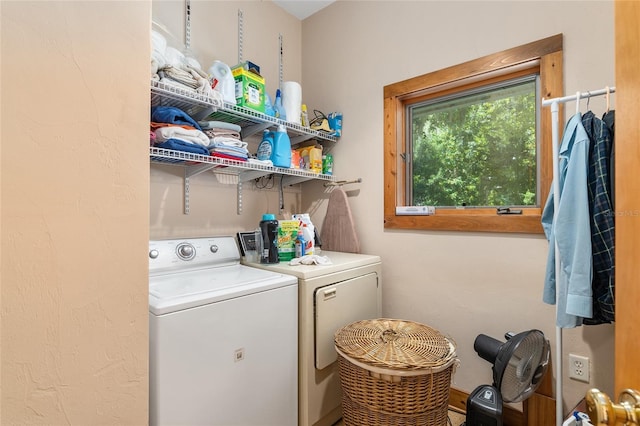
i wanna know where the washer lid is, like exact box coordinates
[149,264,296,315]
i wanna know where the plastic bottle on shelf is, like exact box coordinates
[264,93,276,117]
[301,104,309,127]
[207,60,236,105]
[294,229,306,258]
[259,214,279,264]
[272,125,292,168]
[322,154,333,175]
[257,130,274,161]
[274,89,287,121]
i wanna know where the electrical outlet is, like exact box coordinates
[569,354,590,383]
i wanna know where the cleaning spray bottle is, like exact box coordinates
[271,125,291,168]
[274,89,287,121]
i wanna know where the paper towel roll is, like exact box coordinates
[282,81,302,125]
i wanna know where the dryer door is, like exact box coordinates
[314,272,380,370]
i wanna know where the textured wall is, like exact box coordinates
[1,1,150,423]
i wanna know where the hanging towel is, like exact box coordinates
[321,188,360,253]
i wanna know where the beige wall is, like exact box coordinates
[302,0,615,414]
[1,1,150,424]
[1,0,617,422]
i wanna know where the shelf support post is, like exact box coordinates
[184,172,191,215]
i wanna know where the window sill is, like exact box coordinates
[383,209,544,233]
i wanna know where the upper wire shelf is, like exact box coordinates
[150,79,222,121]
[150,79,339,145]
[207,102,339,144]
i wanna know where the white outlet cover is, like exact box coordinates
[569,354,590,383]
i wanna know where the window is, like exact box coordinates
[384,34,563,233]
[409,76,538,208]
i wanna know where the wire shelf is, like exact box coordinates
[149,80,339,214]
[150,147,336,184]
[206,102,339,144]
[150,79,222,121]
[150,80,338,144]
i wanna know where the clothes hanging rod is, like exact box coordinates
[542,86,615,106]
[324,178,362,187]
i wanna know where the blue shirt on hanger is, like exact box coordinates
[541,113,593,328]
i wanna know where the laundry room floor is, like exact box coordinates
[332,407,466,425]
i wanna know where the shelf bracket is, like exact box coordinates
[237,181,243,214]
[289,133,315,145]
[242,122,272,139]
[184,172,191,215]
[185,163,217,179]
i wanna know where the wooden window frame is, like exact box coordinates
[383,34,564,233]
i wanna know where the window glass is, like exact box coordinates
[408,77,538,208]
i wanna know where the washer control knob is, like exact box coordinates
[149,249,159,259]
[210,245,219,253]
[176,243,196,260]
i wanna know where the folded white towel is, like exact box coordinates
[248,158,274,167]
[211,136,248,149]
[155,126,210,147]
[198,120,242,132]
[289,255,333,266]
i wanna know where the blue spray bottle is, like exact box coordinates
[274,89,287,121]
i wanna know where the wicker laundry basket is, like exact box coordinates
[334,318,457,426]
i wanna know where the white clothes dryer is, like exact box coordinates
[244,250,382,426]
[149,236,298,426]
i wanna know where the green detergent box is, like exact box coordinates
[232,66,265,113]
[277,220,299,262]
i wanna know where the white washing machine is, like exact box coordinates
[244,250,382,426]
[149,236,298,426]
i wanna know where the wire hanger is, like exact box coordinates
[576,91,581,115]
[605,86,611,113]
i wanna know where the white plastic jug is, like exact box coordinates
[208,60,236,105]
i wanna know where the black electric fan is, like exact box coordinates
[463,330,550,426]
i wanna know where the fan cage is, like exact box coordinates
[497,330,549,403]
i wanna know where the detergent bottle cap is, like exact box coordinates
[262,213,276,221]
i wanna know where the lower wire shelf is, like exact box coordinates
[150,147,336,214]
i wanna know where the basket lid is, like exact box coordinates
[334,318,456,371]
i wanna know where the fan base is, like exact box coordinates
[464,384,503,426]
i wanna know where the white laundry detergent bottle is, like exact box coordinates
[208,60,236,105]
[272,125,291,168]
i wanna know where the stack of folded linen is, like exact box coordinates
[150,29,222,104]
[150,106,211,155]
[199,120,249,162]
